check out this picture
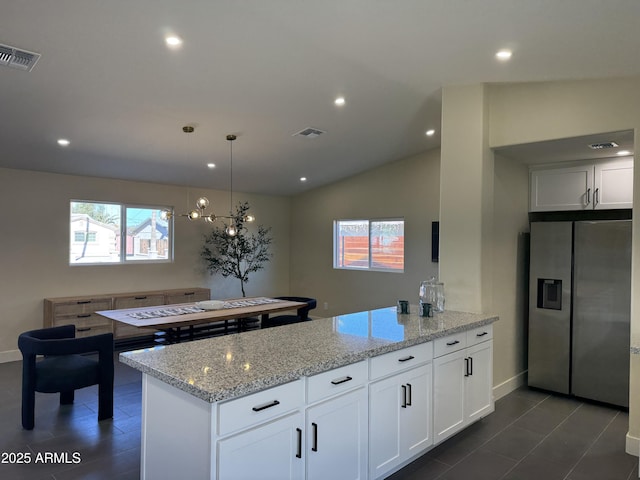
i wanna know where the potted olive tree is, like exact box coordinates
[201,202,273,297]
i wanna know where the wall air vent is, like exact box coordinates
[0,43,41,72]
[293,127,325,139]
[588,141,619,150]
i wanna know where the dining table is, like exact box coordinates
[96,296,307,343]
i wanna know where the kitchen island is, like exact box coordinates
[121,306,497,480]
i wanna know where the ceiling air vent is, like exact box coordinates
[293,127,325,139]
[588,141,619,150]
[0,43,41,72]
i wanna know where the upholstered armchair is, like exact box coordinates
[18,325,114,430]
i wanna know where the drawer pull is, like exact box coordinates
[76,327,91,332]
[135,296,148,300]
[312,422,318,452]
[296,428,302,459]
[76,300,91,304]
[184,292,195,296]
[446,340,460,346]
[251,400,280,412]
[76,314,91,318]
[331,376,353,385]
[398,355,415,363]
[476,332,488,337]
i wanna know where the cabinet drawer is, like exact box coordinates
[434,332,467,358]
[53,312,111,329]
[165,290,210,305]
[54,299,112,315]
[467,324,493,347]
[307,360,368,404]
[74,324,113,337]
[218,379,304,436]
[369,342,433,380]
[114,294,164,310]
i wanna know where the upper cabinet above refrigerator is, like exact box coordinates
[529,158,633,212]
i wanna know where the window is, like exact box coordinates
[70,201,172,265]
[334,218,404,272]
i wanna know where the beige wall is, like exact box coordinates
[0,167,291,361]
[491,154,530,397]
[486,76,640,454]
[289,150,440,317]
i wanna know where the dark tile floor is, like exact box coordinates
[0,357,637,480]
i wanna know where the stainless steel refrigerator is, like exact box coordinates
[528,220,631,407]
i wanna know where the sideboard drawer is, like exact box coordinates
[217,379,304,436]
[54,299,112,316]
[369,342,433,380]
[307,360,368,404]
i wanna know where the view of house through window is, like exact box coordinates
[70,201,172,264]
[334,219,404,271]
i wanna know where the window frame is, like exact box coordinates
[69,200,174,266]
[333,217,405,273]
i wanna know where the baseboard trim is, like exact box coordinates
[0,349,21,364]
[626,432,639,457]
[493,370,527,401]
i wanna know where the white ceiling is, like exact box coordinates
[1,1,639,195]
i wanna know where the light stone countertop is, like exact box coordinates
[631,333,640,355]
[119,306,498,403]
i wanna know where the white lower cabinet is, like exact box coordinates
[306,387,368,480]
[433,326,494,444]
[218,412,305,480]
[368,342,433,480]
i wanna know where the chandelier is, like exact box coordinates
[163,129,254,236]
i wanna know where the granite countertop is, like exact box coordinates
[631,333,640,355]
[119,306,497,403]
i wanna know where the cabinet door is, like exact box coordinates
[401,364,433,457]
[433,349,466,444]
[593,159,633,209]
[217,412,304,480]
[306,388,368,480]
[465,341,494,423]
[369,364,432,479]
[530,166,592,211]
[369,374,402,478]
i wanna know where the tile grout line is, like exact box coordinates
[432,392,551,479]
[562,410,621,480]
[498,399,587,480]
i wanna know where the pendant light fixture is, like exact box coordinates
[162,128,254,236]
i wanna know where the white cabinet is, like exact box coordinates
[369,343,433,479]
[305,360,368,480]
[529,159,633,212]
[433,326,494,444]
[218,412,304,480]
[306,388,368,480]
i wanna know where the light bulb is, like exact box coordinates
[244,214,255,222]
[188,210,201,220]
[226,224,237,236]
[160,210,172,220]
[204,214,216,223]
[196,197,209,209]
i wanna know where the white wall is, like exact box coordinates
[289,149,440,316]
[0,167,290,361]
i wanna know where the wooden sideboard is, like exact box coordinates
[44,288,210,341]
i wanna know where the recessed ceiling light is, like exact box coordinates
[57,138,70,147]
[495,49,512,61]
[165,36,183,48]
[425,129,435,136]
[617,150,631,156]
[334,97,345,106]
[207,163,216,169]
[300,177,307,182]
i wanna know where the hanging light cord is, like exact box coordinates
[228,135,233,216]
